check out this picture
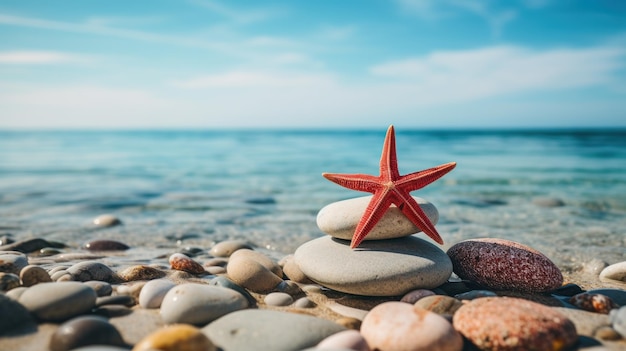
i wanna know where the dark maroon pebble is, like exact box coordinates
[0,238,51,253]
[84,240,130,251]
[49,316,127,351]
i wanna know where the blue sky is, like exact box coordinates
[0,0,625,129]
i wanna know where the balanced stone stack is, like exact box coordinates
[294,195,453,296]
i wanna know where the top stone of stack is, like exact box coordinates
[316,195,439,241]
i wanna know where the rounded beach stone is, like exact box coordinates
[93,214,121,227]
[599,261,626,283]
[133,324,215,351]
[569,292,619,314]
[295,297,316,308]
[414,295,463,316]
[610,306,626,338]
[294,236,452,296]
[49,315,126,351]
[160,283,248,325]
[453,297,577,351]
[400,289,436,304]
[139,279,176,309]
[19,264,52,286]
[317,195,438,240]
[227,253,283,293]
[169,253,206,275]
[229,249,283,277]
[118,264,166,281]
[0,253,28,274]
[281,254,314,283]
[0,272,21,291]
[316,329,370,351]
[209,276,257,306]
[447,238,563,292]
[0,293,34,332]
[83,239,129,251]
[67,261,118,283]
[209,240,252,257]
[19,281,97,322]
[361,301,462,351]
[264,292,293,306]
[202,309,346,351]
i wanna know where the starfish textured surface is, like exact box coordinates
[323,125,456,248]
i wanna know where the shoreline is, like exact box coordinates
[1,233,625,351]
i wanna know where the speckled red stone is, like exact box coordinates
[453,297,577,351]
[169,253,206,275]
[446,238,563,292]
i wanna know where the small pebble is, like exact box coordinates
[132,324,215,351]
[169,253,206,275]
[209,240,252,257]
[204,258,228,267]
[264,292,294,306]
[0,272,21,291]
[276,280,303,295]
[67,261,118,283]
[453,297,577,351]
[49,315,127,351]
[599,261,626,283]
[361,302,462,351]
[139,279,176,309]
[92,305,133,318]
[594,325,622,341]
[0,253,28,274]
[118,265,166,281]
[39,247,62,256]
[96,294,135,307]
[0,238,52,253]
[295,297,316,308]
[455,289,498,300]
[281,254,314,283]
[51,270,72,281]
[610,306,626,338]
[414,295,464,316]
[93,214,122,227]
[589,288,626,306]
[19,264,52,286]
[335,317,361,330]
[230,249,283,276]
[317,329,370,351]
[0,235,15,246]
[400,289,436,304]
[84,281,113,297]
[84,239,129,251]
[569,293,619,314]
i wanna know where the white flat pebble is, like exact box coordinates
[160,283,248,325]
[264,292,293,306]
[600,261,626,283]
[316,195,438,240]
[139,279,176,309]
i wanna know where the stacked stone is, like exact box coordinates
[294,195,453,296]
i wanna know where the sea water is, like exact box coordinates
[1,129,625,268]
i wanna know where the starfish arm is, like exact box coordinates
[322,172,382,193]
[379,125,400,180]
[393,190,444,244]
[350,190,395,248]
[397,162,456,192]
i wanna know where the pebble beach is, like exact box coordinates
[1,129,625,350]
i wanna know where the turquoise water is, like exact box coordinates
[1,129,625,268]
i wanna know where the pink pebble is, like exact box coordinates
[317,330,370,351]
[361,302,462,351]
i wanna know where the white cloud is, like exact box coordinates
[173,71,334,89]
[370,45,625,101]
[187,0,284,25]
[0,50,92,64]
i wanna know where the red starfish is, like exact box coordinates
[323,125,456,249]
